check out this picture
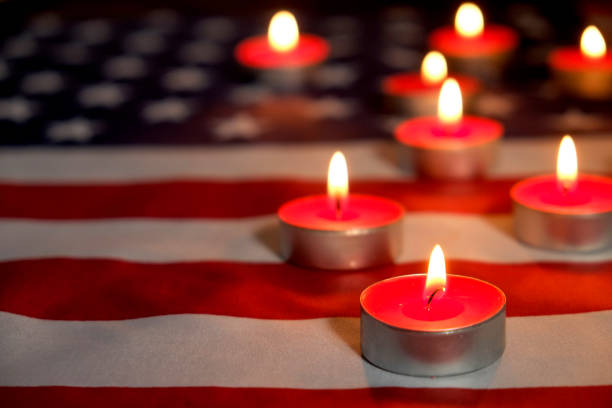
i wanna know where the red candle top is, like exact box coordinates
[235,34,329,69]
[235,11,329,69]
[429,25,518,57]
[382,73,480,97]
[361,274,505,331]
[549,48,612,71]
[394,116,503,148]
[549,25,612,71]
[511,174,612,214]
[512,135,612,214]
[278,194,404,230]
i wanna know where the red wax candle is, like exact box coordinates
[235,11,328,70]
[511,135,612,251]
[394,78,504,180]
[360,245,506,376]
[278,151,404,270]
[548,25,612,99]
[428,3,518,81]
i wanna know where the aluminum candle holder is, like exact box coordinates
[278,196,404,270]
[548,25,612,100]
[511,176,612,251]
[510,136,612,252]
[394,77,504,180]
[278,151,405,270]
[360,271,506,377]
[395,128,501,180]
[428,4,518,84]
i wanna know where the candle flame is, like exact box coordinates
[455,3,484,38]
[580,25,606,59]
[557,135,578,193]
[421,51,448,85]
[425,244,446,299]
[327,151,349,209]
[268,11,299,52]
[437,78,463,126]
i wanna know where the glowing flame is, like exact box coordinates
[327,151,349,206]
[580,25,606,59]
[455,3,484,38]
[437,78,463,126]
[421,51,448,85]
[557,135,578,192]
[268,11,299,52]
[425,244,446,299]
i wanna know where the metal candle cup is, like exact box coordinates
[278,151,404,270]
[548,26,612,100]
[511,135,612,251]
[394,116,503,180]
[278,194,404,269]
[511,175,612,251]
[394,77,503,180]
[429,4,517,83]
[360,268,506,376]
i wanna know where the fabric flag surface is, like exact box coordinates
[1,137,612,407]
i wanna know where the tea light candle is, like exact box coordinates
[549,25,612,99]
[278,152,404,270]
[394,78,504,180]
[361,245,506,377]
[511,135,612,251]
[382,51,481,116]
[429,3,518,82]
[235,10,329,90]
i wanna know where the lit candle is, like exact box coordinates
[381,51,480,116]
[360,245,506,376]
[549,25,612,99]
[511,135,612,251]
[394,78,504,180]
[429,3,518,82]
[235,11,329,89]
[278,151,404,270]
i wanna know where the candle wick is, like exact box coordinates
[335,197,342,219]
[426,288,443,310]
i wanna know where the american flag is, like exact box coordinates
[1,6,612,408]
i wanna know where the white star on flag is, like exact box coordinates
[103,56,147,80]
[212,113,262,141]
[163,67,211,92]
[78,83,128,108]
[46,118,97,143]
[312,64,359,89]
[3,36,38,59]
[547,108,608,132]
[73,19,113,45]
[142,98,192,124]
[21,71,64,95]
[0,97,36,123]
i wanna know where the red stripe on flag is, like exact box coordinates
[1,258,610,320]
[1,386,611,407]
[0,179,518,219]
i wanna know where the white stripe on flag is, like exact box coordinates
[0,137,610,182]
[0,214,610,263]
[0,310,611,388]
